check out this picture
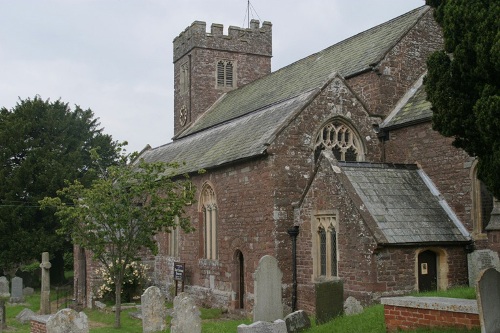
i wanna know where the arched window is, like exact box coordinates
[312,213,338,279]
[314,119,364,162]
[167,216,179,257]
[471,162,493,236]
[200,183,218,260]
[217,60,234,88]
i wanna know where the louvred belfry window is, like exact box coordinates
[217,60,234,88]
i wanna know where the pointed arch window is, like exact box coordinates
[200,183,218,260]
[217,60,234,88]
[312,213,338,279]
[314,120,364,162]
[472,162,493,236]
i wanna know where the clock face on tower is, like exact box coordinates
[179,106,187,126]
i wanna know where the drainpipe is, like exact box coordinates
[287,225,299,312]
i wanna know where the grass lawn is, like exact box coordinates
[3,286,479,332]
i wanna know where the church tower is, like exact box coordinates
[172,19,272,136]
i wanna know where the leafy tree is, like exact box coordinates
[0,96,118,277]
[424,0,500,198]
[41,149,195,328]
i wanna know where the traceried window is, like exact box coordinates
[472,162,493,236]
[166,217,180,257]
[201,183,218,260]
[217,60,234,88]
[180,62,189,94]
[314,119,364,162]
[313,213,338,278]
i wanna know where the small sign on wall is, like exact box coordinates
[421,263,428,275]
[173,262,185,296]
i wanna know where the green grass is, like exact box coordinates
[3,287,479,333]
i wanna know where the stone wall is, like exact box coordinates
[348,9,443,118]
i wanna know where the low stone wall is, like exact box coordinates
[30,315,50,333]
[381,296,480,332]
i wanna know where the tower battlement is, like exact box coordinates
[173,19,272,63]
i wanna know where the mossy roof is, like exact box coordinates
[341,163,469,244]
[178,6,429,138]
[140,6,430,171]
[382,83,433,129]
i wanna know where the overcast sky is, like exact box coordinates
[1,0,425,153]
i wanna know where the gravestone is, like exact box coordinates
[10,276,24,303]
[23,287,34,297]
[315,278,343,324]
[46,308,89,333]
[170,292,201,333]
[344,296,363,316]
[284,310,311,333]
[253,255,283,322]
[468,249,500,287]
[40,252,51,315]
[0,276,10,330]
[476,268,500,333]
[237,319,287,333]
[15,308,35,324]
[141,286,166,333]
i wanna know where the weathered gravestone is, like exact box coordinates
[237,319,287,333]
[468,249,500,288]
[170,292,201,333]
[16,308,35,324]
[344,296,363,316]
[315,278,343,324]
[477,268,500,333]
[284,310,311,333]
[23,287,34,297]
[141,286,166,333]
[40,252,52,315]
[45,308,89,333]
[254,255,283,322]
[10,276,24,303]
[0,276,10,329]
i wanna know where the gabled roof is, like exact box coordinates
[340,162,469,244]
[381,74,433,130]
[141,90,317,174]
[177,6,430,138]
[141,6,431,170]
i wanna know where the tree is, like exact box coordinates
[0,96,118,277]
[40,149,195,328]
[424,0,500,198]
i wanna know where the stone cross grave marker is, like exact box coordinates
[10,276,24,303]
[253,255,283,323]
[141,286,167,333]
[477,267,500,333]
[0,276,10,330]
[40,252,52,315]
[170,292,201,333]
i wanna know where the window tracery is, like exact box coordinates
[201,183,218,260]
[314,120,364,162]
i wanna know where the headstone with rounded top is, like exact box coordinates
[477,268,500,333]
[253,255,283,323]
[141,286,166,333]
[170,292,201,333]
[10,276,24,303]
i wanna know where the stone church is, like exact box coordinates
[74,5,500,315]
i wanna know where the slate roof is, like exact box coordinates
[381,82,433,130]
[141,6,431,170]
[177,6,430,138]
[141,90,316,174]
[340,163,469,244]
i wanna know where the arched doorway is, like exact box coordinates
[418,250,437,292]
[233,250,245,309]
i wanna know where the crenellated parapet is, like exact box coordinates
[173,19,272,63]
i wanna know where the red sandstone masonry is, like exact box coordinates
[381,297,480,332]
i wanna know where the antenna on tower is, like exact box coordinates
[241,0,262,28]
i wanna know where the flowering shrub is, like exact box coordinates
[95,260,150,302]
